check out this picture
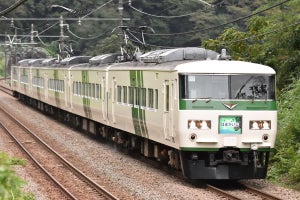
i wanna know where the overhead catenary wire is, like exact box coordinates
[67,27,112,40]
[214,20,300,46]
[128,0,225,19]
[143,20,300,49]
[0,0,28,16]
[139,0,291,36]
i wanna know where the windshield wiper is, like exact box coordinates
[235,76,254,99]
[192,97,211,103]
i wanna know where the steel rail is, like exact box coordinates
[0,112,78,200]
[242,184,283,200]
[0,105,119,200]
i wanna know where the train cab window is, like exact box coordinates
[179,74,275,100]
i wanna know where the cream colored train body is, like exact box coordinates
[11,48,277,179]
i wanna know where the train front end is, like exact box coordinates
[176,60,277,179]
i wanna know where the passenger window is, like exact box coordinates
[117,86,122,103]
[155,89,158,110]
[129,87,134,105]
[134,87,139,107]
[140,88,146,108]
[148,88,154,109]
[123,86,127,104]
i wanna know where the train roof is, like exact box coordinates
[175,60,276,74]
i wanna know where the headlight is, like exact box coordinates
[188,120,211,130]
[249,120,271,130]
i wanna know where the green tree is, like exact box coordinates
[203,0,300,188]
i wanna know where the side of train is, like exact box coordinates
[11,47,277,179]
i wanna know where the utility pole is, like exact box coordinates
[118,0,125,60]
[58,15,70,60]
[59,15,65,60]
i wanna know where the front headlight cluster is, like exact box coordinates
[249,120,271,130]
[188,120,211,130]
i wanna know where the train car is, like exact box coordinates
[11,47,277,180]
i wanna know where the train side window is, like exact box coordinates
[122,86,127,104]
[84,83,87,97]
[87,83,91,98]
[155,89,158,110]
[148,88,154,109]
[96,84,100,100]
[91,83,95,98]
[164,84,169,112]
[128,86,134,106]
[117,85,122,103]
[79,82,82,96]
[140,88,146,108]
[61,80,65,92]
[134,87,139,108]
[73,82,76,95]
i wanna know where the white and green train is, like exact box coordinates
[11,48,277,179]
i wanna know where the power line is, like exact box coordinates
[0,0,28,16]
[213,21,300,46]
[141,0,291,36]
[67,27,111,40]
[128,0,224,19]
[0,18,130,21]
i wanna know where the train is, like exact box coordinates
[10,47,277,179]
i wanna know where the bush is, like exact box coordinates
[0,152,34,200]
[268,79,300,189]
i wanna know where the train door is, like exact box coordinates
[111,77,116,124]
[64,72,69,108]
[163,80,174,141]
[101,75,107,122]
[68,70,73,109]
[45,74,48,102]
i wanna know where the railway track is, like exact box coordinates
[0,83,285,199]
[0,78,13,95]
[0,104,119,200]
[206,181,283,200]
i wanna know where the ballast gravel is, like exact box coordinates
[0,91,300,200]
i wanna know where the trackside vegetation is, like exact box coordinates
[203,0,300,189]
[0,152,34,199]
